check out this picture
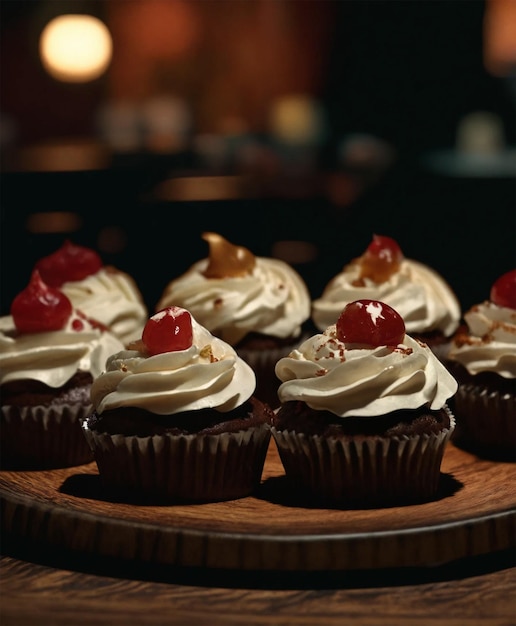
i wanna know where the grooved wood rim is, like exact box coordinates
[1,442,515,571]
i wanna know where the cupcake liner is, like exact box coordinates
[1,404,94,469]
[271,409,456,506]
[82,422,271,502]
[452,383,515,453]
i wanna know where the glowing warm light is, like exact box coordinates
[26,212,83,234]
[39,14,112,82]
[483,0,516,76]
[153,176,248,201]
[269,95,325,145]
[456,112,505,155]
[14,141,110,172]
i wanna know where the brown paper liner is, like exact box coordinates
[82,422,271,502]
[1,404,94,469]
[452,383,515,456]
[271,409,456,506]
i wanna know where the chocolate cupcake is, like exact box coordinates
[272,299,457,506]
[0,270,124,469]
[447,269,516,459]
[156,232,311,408]
[81,306,274,502]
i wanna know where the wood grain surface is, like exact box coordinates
[1,441,515,571]
[1,552,515,626]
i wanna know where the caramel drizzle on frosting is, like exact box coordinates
[352,246,403,286]
[201,232,256,278]
[359,258,400,284]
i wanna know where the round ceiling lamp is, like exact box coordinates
[39,14,112,83]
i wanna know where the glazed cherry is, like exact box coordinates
[490,269,516,309]
[11,270,73,333]
[142,307,193,355]
[336,299,406,347]
[359,234,404,283]
[35,240,102,287]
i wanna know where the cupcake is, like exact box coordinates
[81,305,274,502]
[156,232,311,407]
[0,270,125,469]
[35,239,148,345]
[447,269,516,458]
[271,299,458,506]
[311,234,461,362]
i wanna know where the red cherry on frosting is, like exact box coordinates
[11,270,73,333]
[359,234,404,283]
[336,299,406,347]
[142,307,193,355]
[35,240,102,287]
[490,269,516,309]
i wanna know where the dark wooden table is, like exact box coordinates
[1,550,515,626]
[1,441,515,625]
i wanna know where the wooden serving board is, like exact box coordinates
[1,442,515,571]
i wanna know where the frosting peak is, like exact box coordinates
[33,241,148,345]
[275,324,457,417]
[156,237,311,346]
[448,301,516,378]
[60,267,148,344]
[312,257,461,337]
[0,310,124,388]
[91,315,256,415]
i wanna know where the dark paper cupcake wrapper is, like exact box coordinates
[452,384,515,452]
[271,408,456,505]
[82,422,271,502]
[1,404,94,469]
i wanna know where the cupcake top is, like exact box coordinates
[156,232,311,346]
[35,240,148,345]
[90,306,256,415]
[276,299,458,418]
[448,269,516,379]
[0,270,124,388]
[312,234,461,338]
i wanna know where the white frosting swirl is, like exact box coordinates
[448,301,516,378]
[0,312,124,388]
[275,325,457,417]
[156,257,311,345]
[91,316,256,415]
[312,259,460,337]
[61,267,147,345]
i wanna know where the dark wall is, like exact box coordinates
[1,0,514,317]
[323,0,515,154]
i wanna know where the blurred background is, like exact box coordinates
[1,0,515,316]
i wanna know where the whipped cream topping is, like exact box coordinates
[0,312,124,388]
[312,259,460,337]
[91,316,256,415]
[448,301,516,378]
[156,257,311,345]
[61,267,148,345]
[275,325,458,417]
